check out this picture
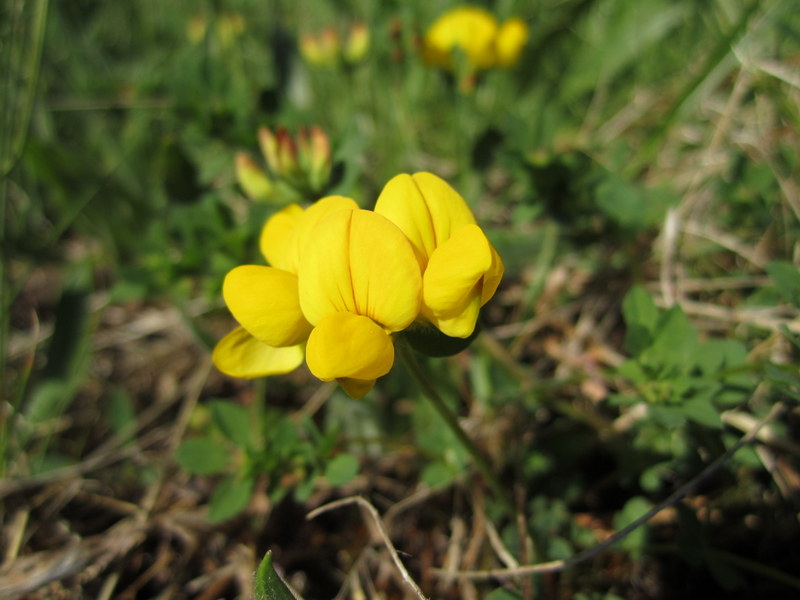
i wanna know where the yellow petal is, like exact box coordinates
[423,293,482,339]
[289,195,359,271]
[305,312,395,382]
[422,224,497,338]
[299,209,422,331]
[212,327,304,378]
[260,196,358,273]
[481,243,504,306]
[374,172,475,265]
[495,18,528,67]
[336,377,375,399]
[260,204,303,271]
[223,265,312,347]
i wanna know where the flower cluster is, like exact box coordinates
[213,172,503,399]
[299,23,370,68]
[422,7,528,74]
[235,126,333,205]
[186,13,245,49]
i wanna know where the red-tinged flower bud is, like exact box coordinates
[317,28,341,66]
[299,32,325,65]
[308,126,332,192]
[276,129,301,181]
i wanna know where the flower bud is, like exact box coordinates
[235,153,274,202]
[217,13,245,49]
[344,22,370,64]
[317,28,341,66]
[258,127,280,176]
[186,15,207,45]
[299,28,341,67]
[297,126,332,193]
[276,129,301,182]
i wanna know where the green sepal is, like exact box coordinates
[255,551,297,600]
[399,321,480,357]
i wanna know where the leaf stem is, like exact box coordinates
[397,342,513,513]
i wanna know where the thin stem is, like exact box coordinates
[397,343,513,513]
[431,401,785,580]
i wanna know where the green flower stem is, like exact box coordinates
[398,343,513,513]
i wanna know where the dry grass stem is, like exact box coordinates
[308,496,429,600]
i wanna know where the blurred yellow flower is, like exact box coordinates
[422,6,528,72]
[375,172,503,339]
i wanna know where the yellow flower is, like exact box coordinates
[299,209,422,398]
[214,196,422,399]
[422,7,528,72]
[374,172,503,339]
[423,7,498,70]
[212,196,358,379]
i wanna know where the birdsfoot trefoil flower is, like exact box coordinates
[421,6,528,90]
[213,197,423,399]
[214,172,502,398]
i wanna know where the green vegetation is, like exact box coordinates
[2,0,799,598]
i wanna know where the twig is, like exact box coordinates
[431,402,785,580]
[307,496,428,600]
[659,207,680,305]
[659,298,800,334]
[681,221,768,267]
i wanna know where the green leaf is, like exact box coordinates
[255,551,298,600]
[547,536,573,560]
[613,496,651,559]
[485,589,522,600]
[108,387,136,440]
[642,305,698,373]
[323,453,359,486]
[622,286,659,355]
[766,261,800,308]
[26,380,74,423]
[175,438,230,474]
[210,400,256,450]
[607,393,641,406]
[640,462,671,492]
[681,396,721,428]
[208,476,254,522]
[421,461,459,488]
[595,174,649,230]
[648,405,686,428]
